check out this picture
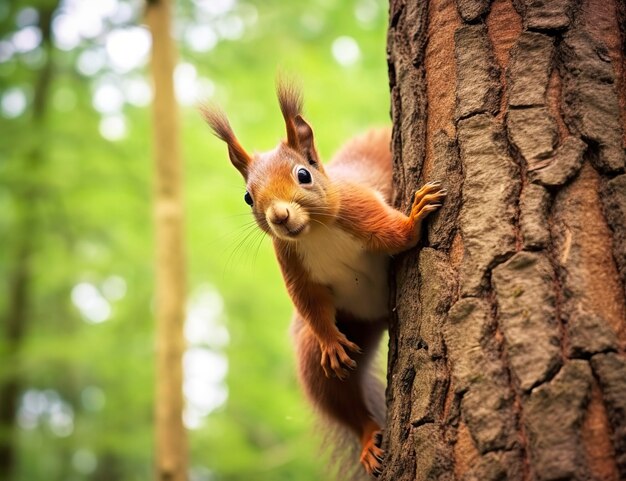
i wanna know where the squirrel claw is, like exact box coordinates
[360,430,385,477]
[320,335,360,380]
[410,182,446,224]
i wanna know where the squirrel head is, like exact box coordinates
[203,82,339,242]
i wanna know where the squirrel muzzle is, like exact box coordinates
[266,201,310,240]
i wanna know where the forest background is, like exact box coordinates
[0,0,390,480]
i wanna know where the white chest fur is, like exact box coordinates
[296,225,390,320]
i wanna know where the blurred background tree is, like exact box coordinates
[0,0,389,480]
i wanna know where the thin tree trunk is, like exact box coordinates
[383,0,626,480]
[0,5,57,479]
[146,1,187,480]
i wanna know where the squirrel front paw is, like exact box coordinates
[319,334,361,380]
[410,181,447,224]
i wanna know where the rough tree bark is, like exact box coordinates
[383,0,626,480]
[146,1,188,480]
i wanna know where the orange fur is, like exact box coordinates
[327,127,393,199]
[277,80,303,150]
[336,181,446,253]
[204,81,446,478]
[200,105,251,176]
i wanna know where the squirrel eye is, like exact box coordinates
[244,191,253,206]
[297,167,312,184]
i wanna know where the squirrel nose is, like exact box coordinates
[269,204,290,225]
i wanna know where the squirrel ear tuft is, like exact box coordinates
[276,79,303,150]
[200,105,252,178]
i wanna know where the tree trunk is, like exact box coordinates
[0,5,57,479]
[146,1,188,480]
[383,0,626,480]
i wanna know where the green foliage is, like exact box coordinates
[0,0,389,480]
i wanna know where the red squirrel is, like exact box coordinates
[202,82,445,478]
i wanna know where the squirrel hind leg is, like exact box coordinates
[292,315,386,477]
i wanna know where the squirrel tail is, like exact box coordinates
[291,314,386,480]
